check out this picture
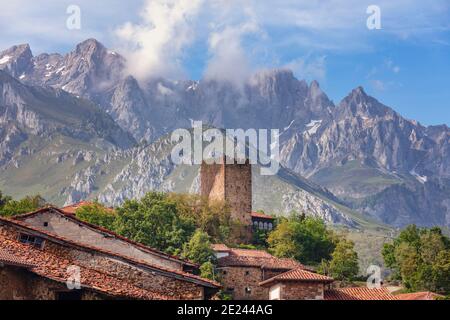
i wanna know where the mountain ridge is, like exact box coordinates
[1,39,449,229]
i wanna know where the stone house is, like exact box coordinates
[212,244,397,300]
[14,205,198,273]
[259,268,334,300]
[212,244,304,300]
[0,215,220,300]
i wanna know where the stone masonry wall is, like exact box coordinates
[200,162,225,203]
[0,266,107,300]
[20,211,183,271]
[224,162,252,225]
[277,282,325,300]
[220,266,268,300]
[200,161,252,226]
[1,225,205,300]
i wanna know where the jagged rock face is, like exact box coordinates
[0,69,135,166]
[0,44,33,78]
[281,87,440,177]
[0,39,124,99]
[1,41,335,143]
[0,39,449,228]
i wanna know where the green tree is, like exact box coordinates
[0,191,12,208]
[0,195,46,217]
[167,193,237,244]
[320,239,359,281]
[382,225,450,294]
[267,213,336,265]
[113,192,196,255]
[75,201,116,230]
[181,229,215,265]
[199,261,216,281]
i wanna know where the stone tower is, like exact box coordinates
[200,159,252,226]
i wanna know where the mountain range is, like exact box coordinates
[1,38,449,230]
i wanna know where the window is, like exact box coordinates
[222,270,227,275]
[19,233,44,248]
[245,287,252,294]
[43,222,49,227]
[245,271,250,276]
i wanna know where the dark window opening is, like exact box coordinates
[43,222,49,227]
[19,233,44,248]
[245,287,252,294]
[222,270,227,275]
[245,271,250,276]
[55,291,82,300]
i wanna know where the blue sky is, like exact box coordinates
[0,0,449,126]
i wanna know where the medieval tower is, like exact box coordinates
[200,159,252,226]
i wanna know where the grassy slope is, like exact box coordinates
[311,160,402,200]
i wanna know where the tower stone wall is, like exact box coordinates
[200,159,252,226]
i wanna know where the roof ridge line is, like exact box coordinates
[0,215,219,288]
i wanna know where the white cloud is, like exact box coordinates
[285,55,327,81]
[115,0,204,81]
[0,0,448,81]
[203,6,262,87]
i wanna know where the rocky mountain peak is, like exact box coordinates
[5,43,32,57]
[75,38,107,57]
[337,86,392,119]
[0,43,33,78]
[251,68,297,87]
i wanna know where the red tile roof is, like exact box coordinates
[211,244,231,252]
[1,215,219,289]
[395,291,444,300]
[324,287,396,300]
[0,234,168,299]
[231,248,274,258]
[214,245,302,270]
[14,206,198,268]
[0,249,35,269]
[251,212,275,220]
[260,268,334,286]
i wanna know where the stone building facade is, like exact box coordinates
[200,159,252,226]
[259,268,333,300]
[0,265,107,300]
[0,216,220,300]
[15,207,197,272]
[212,244,304,300]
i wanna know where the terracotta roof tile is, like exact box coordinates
[215,246,302,270]
[324,287,396,300]
[231,248,274,258]
[251,212,275,220]
[211,244,230,252]
[2,215,219,288]
[260,268,334,286]
[0,249,35,269]
[0,234,168,299]
[395,291,444,300]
